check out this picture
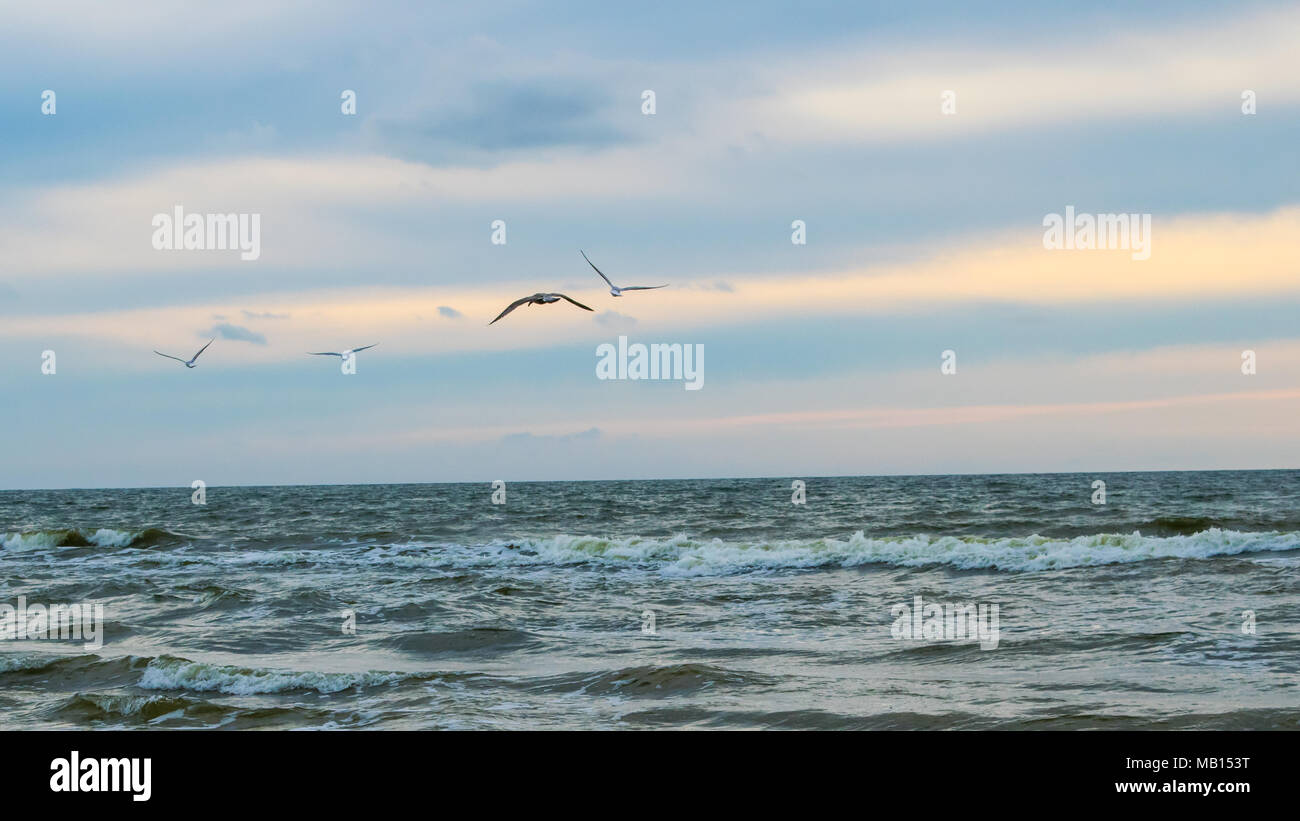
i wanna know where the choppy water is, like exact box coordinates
[3,471,1299,729]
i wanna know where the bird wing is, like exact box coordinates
[618,285,668,291]
[557,293,595,312]
[489,295,537,325]
[154,351,188,364]
[191,338,215,361]
[580,250,615,288]
[349,344,378,353]
[307,352,342,356]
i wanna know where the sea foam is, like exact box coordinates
[137,656,410,695]
[446,528,1300,575]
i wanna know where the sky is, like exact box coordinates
[1,0,1298,488]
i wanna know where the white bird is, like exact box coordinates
[154,339,213,368]
[489,293,593,325]
[581,250,667,296]
[307,344,378,358]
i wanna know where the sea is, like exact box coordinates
[2,471,1298,729]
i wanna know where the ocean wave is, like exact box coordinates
[0,652,149,683]
[15,526,1295,575]
[1,527,178,551]
[381,628,540,656]
[0,653,62,674]
[137,655,415,695]
[53,692,201,722]
[549,663,776,697]
[444,528,1300,574]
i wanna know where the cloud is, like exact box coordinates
[204,323,266,345]
[719,5,1300,144]
[6,205,1300,366]
[0,151,693,278]
[208,121,278,152]
[4,3,1300,486]
[500,427,602,445]
[278,337,1300,482]
[688,281,734,293]
[594,310,636,328]
[372,82,630,160]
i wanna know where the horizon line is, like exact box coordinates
[2,465,1297,493]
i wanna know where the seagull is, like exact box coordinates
[581,250,667,296]
[154,339,213,368]
[307,344,378,358]
[489,293,593,325]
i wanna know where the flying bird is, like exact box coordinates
[489,293,593,325]
[307,344,378,358]
[581,250,667,296]
[154,339,213,368]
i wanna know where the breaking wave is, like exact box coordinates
[6,525,1296,575]
[137,655,418,695]
[1,527,178,551]
[420,528,1300,575]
